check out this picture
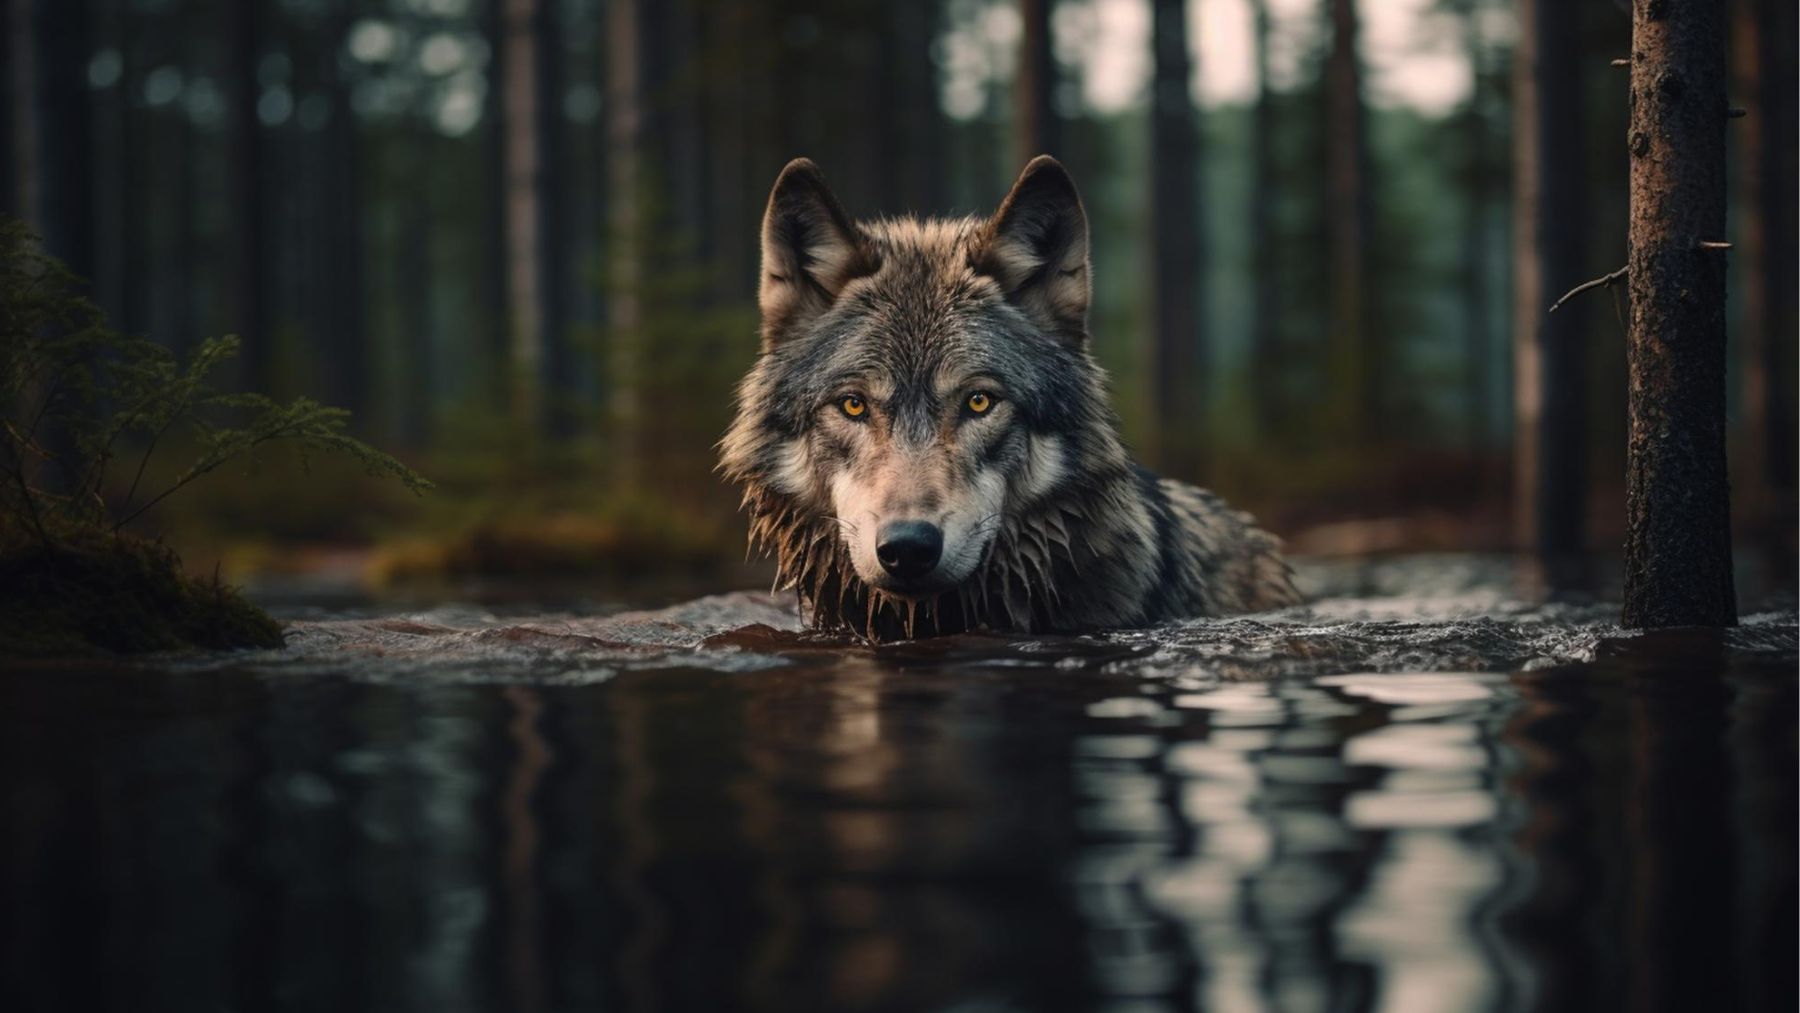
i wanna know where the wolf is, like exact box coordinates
[719,156,1300,641]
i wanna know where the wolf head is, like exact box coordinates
[720,157,1139,636]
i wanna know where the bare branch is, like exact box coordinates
[1548,266,1629,314]
[1697,240,1732,250]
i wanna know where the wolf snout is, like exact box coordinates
[875,521,943,581]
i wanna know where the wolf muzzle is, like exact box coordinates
[875,520,944,582]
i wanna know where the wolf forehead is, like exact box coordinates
[757,217,1091,426]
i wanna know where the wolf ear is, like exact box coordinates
[974,155,1091,346]
[758,158,876,348]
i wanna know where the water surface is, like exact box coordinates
[3,557,1794,1012]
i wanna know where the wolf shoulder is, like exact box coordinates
[1141,471,1303,617]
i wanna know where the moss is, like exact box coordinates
[0,528,283,658]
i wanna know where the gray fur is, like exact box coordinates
[719,157,1301,640]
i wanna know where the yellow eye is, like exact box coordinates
[840,396,867,418]
[966,392,993,414]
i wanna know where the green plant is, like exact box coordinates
[1,219,428,543]
[0,218,428,656]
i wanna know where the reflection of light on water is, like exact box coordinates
[1339,834,1508,1008]
[1318,672,1498,705]
[1079,668,1525,1010]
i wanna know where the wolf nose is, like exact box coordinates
[876,521,943,580]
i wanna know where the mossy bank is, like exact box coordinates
[0,529,283,657]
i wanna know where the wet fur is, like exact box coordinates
[720,158,1300,640]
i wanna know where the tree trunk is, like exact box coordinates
[325,0,366,420]
[481,0,510,410]
[1511,0,1589,584]
[1732,0,1797,577]
[1323,0,1372,447]
[1247,0,1279,440]
[227,0,270,391]
[1622,0,1735,628]
[1458,4,1493,450]
[398,132,433,450]
[29,0,96,284]
[532,0,572,438]
[1015,0,1059,164]
[0,0,15,220]
[1148,0,1202,478]
[605,0,646,484]
[502,0,543,435]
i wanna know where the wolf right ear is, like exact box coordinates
[758,158,876,348]
[974,156,1091,346]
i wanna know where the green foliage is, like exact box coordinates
[1,219,430,543]
[0,219,429,655]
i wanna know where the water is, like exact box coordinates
[3,556,1794,1012]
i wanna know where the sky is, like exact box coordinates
[945,0,1489,120]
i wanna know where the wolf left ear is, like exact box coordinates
[974,156,1091,346]
[758,158,877,348]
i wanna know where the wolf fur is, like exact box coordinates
[719,156,1300,640]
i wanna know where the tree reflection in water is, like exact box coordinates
[1,610,1793,1012]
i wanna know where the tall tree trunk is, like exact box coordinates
[1014,0,1059,164]
[1148,0,1203,478]
[1247,0,1279,440]
[227,0,270,391]
[502,0,543,435]
[532,0,572,438]
[1511,0,1589,583]
[1458,5,1493,450]
[605,0,646,484]
[903,1,947,213]
[481,0,510,410]
[1622,0,1734,628]
[1323,0,1372,447]
[29,0,96,283]
[0,0,15,220]
[321,0,366,420]
[1732,0,1797,577]
[398,132,433,450]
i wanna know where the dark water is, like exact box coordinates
[3,557,1795,1012]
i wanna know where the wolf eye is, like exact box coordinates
[965,392,994,415]
[840,396,867,419]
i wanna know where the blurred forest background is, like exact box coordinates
[4,0,1795,594]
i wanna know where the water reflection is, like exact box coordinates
[1,625,1793,1012]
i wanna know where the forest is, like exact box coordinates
[4,4,1798,1011]
[4,0,1796,597]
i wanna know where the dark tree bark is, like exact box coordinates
[481,0,510,408]
[28,0,96,284]
[1148,0,1203,478]
[323,0,367,419]
[1622,0,1735,628]
[1323,0,1373,447]
[501,0,544,434]
[1732,0,1797,575]
[227,0,270,391]
[1511,0,1589,583]
[878,0,946,214]
[397,133,433,450]
[1015,0,1059,164]
[532,0,573,438]
[0,0,15,219]
[605,0,646,483]
[1247,0,1279,439]
[1456,3,1494,449]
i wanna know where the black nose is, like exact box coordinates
[876,521,943,580]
